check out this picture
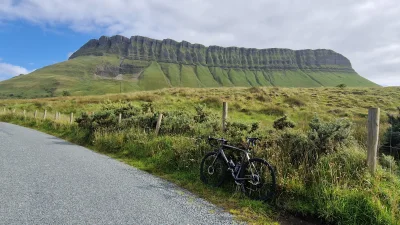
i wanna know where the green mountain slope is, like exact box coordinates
[0,35,379,98]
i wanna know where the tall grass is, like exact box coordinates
[2,87,400,224]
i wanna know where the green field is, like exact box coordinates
[1,86,399,224]
[0,54,378,99]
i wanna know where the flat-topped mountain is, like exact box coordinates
[70,35,353,72]
[0,35,377,98]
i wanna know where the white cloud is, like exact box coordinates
[0,0,400,85]
[0,62,30,81]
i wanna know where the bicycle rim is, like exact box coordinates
[240,158,276,201]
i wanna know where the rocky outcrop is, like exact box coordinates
[70,35,354,72]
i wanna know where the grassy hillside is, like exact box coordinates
[0,56,141,98]
[0,54,378,99]
[1,86,400,224]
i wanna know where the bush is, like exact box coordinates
[380,154,399,173]
[75,100,144,135]
[336,83,347,88]
[201,97,222,108]
[273,115,295,130]
[62,90,71,96]
[275,115,353,171]
[75,111,118,134]
[284,97,306,107]
[194,104,210,123]
[259,106,286,116]
[161,111,194,135]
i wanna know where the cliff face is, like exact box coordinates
[70,35,354,72]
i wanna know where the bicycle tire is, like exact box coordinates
[239,157,276,201]
[200,152,228,187]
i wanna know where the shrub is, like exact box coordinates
[161,111,194,135]
[284,97,306,107]
[308,115,352,155]
[201,97,222,108]
[248,87,264,93]
[275,115,353,171]
[380,154,399,173]
[75,110,118,134]
[75,101,142,134]
[250,122,259,133]
[273,115,295,130]
[194,104,210,123]
[336,83,347,88]
[62,90,71,96]
[141,102,154,113]
[259,106,286,116]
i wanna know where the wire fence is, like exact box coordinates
[379,115,400,174]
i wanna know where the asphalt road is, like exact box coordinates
[0,122,237,225]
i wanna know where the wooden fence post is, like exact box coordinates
[43,110,47,119]
[34,110,38,118]
[118,113,122,124]
[70,112,74,124]
[23,109,26,118]
[222,102,228,132]
[55,112,58,120]
[367,108,380,174]
[155,113,163,135]
[58,112,61,121]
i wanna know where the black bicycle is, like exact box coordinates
[200,137,276,201]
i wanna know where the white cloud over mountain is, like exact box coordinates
[1,0,399,85]
[0,62,30,81]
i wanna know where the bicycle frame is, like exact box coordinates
[212,144,253,182]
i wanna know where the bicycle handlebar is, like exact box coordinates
[208,136,228,145]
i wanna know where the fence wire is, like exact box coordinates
[379,115,400,174]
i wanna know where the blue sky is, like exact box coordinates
[0,0,399,86]
[0,21,100,80]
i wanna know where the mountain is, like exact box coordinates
[0,35,378,98]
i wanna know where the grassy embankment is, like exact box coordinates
[1,86,400,225]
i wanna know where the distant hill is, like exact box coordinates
[0,35,378,98]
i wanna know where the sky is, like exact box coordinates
[0,0,399,86]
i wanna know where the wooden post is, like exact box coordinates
[367,108,380,174]
[43,110,47,119]
[222,102,228,132]
[118,113,122,124]
[70,112,74,124]
[155,113,163,135]
[55,112,58,120]
[23,109,26,118]
[58,112,61,121]
[34,110,38,118]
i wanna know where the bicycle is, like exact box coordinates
[200,137,276,201]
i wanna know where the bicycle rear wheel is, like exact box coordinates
[239,158,276,201]
[200,152,227,187]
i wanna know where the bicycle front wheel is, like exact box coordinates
[200,152,227,187]
[239,158,276,201]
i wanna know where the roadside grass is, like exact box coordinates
[0,114,278,224]
[2,86,400,224]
